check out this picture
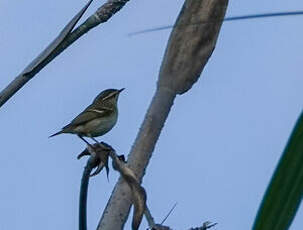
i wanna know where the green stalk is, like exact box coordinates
[253,112,303,230]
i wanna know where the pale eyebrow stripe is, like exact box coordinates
[102,92,116,101]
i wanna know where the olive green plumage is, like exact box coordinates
[50,88,124,139]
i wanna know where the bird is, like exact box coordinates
[50,88,124,145]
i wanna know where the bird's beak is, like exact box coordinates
[118,88,125,93]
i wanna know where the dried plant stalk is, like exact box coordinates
[97,0,229,229]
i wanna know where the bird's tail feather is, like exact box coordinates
[49,130,63,138]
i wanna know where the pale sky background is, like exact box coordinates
[1,0,302,229]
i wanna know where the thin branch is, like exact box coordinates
[145,203,177,230]
[0,0,130,108]
[22,0,94,76]
[160,203,178,225]
[129,10,303,36]
[79,157,97,230]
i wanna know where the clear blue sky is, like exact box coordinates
[1,0,302,229]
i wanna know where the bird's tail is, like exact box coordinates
[49,130,63,138]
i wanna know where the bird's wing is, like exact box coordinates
[62,105,113,129]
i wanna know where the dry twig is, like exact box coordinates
[0,0,130,107]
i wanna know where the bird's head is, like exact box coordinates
[93,88,124,105]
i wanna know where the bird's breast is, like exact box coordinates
[82,112,118,137]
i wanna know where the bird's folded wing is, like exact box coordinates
[62,106,113,129]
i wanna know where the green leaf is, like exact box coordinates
[253,112,303,230]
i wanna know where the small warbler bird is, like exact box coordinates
[50,88,124,144]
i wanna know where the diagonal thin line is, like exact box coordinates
[129,10,303,36]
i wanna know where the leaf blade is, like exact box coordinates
[253,112,303,230]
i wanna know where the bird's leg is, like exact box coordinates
[91,137,100,145]
[78,135,94,148]
[91,137,104,148]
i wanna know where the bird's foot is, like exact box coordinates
[77,142,111,178]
